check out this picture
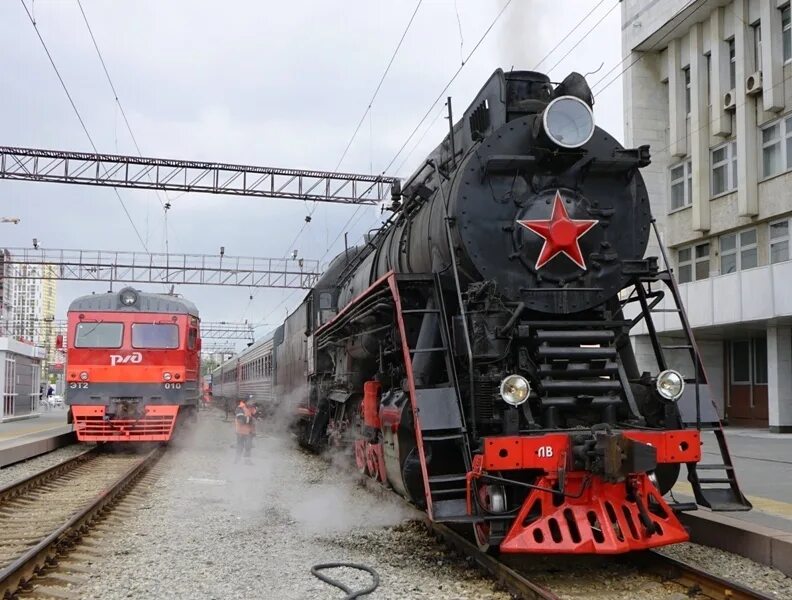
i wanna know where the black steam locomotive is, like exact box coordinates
[273,69,750,554]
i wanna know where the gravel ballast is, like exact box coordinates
[0,443,93,488]
[38,411,792,599]
[76,413,512,600]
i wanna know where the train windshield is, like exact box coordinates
[74,322,124,348]
[132,323,180,349]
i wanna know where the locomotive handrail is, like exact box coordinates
[433,159,477,440]
[647,220,705,430]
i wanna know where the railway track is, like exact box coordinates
[0,446,161,599]
[428,522,777,600]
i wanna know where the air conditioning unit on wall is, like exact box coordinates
[746,71,763,95]
[723,90,736,111]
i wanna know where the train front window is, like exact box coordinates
[132,323,180,349]
[74,322,124,348]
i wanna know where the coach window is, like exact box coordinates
[132,324,180,349]
[188,327,197,350]
[74,322,124,348]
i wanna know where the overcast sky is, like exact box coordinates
[0,0,624,351]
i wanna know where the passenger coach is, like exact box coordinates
[211,329,278,413]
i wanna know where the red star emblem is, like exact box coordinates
[517,191,598,270]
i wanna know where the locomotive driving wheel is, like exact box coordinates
[473,483,508,553]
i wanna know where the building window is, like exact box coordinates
[670,159,693,211]
[754,339,768,384]
[728,38,736,89]
[720,228,757,273]
[783,5,791,62]
[677,242,710,283]
[711,141,737,196]
[731,340,751,383]
[761,116,792,178]
[683,67,691,115]
[770,219,790,264]
[753,22,762,71]
[731,339,767,385]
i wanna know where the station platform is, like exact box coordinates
[0,409,74,468]
[672,427,792,531]
[672,426,792,576]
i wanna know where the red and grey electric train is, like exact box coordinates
[64,287,201,442]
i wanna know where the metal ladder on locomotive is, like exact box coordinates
[622,222,751,512]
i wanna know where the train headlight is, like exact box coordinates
[79,371,89,381]
[656,369,685,402]
[500,374,530,406]
[542,95,595,149]
[119,288,138,306]
[163,372,173,381]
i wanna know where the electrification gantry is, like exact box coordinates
[0,146,397,205]
[1,248,319,288]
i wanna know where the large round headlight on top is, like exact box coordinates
[500,374,531,406]
[119,288,138,306]
[542,95,595,149]
[656,369,685,401]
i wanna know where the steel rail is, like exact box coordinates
[427,522,561,600]
[429,520,775,600]
[641,550,778,600]
[0,448,96,502]
[0,447,161,598]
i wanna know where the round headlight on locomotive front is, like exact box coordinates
[163,372,172,381]
[79,371,89,381]
[119,288,138,306]
[542,95,595,149]
[656,369,685,401]
[500,374,531,406]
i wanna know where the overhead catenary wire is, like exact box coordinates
[19,0,150,254]
[593,0,704,97]
[380,0,514,176]
[76,0,175,258]
[534,0,611,71]
[312,0,517,281]
[545,0,620,77]
[266,0,629,325]
[253,2,425,324]
[278,0,424,267]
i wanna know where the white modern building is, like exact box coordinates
[622,0,792,431]
[4,261,57,376]
[0,250,12,336]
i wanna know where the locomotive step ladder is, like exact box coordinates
[391,273,474,521]
[626,223,751,511]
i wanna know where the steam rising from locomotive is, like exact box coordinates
[214,69,751,554]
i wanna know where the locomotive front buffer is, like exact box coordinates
[467,427,700,553]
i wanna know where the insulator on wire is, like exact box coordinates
[305,215,312,223]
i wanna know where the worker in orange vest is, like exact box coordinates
[234,398,256,464]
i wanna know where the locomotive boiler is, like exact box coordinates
[273,69,751,554]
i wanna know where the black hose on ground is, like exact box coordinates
[310,562,380,599]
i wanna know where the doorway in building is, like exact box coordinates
[725,338,768,426]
